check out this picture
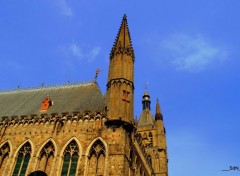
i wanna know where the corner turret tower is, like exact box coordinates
[105,14,135,129]
[154,99,168,176]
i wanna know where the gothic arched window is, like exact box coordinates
[147,155,152,166]
[12,142,31,176]
[88,139,106,176]
[149,132,153,147]
[37,141,55,174]
[0,142,10,173]
[61,140,79,176]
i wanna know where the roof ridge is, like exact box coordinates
[0,80,96,94]
[93,80,104,96]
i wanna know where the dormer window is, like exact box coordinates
[40,96,52,111]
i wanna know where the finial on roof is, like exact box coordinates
[155,98,163,120]
[94,69,103,81]
[145,82,149,90]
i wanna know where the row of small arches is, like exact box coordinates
[0,137,107,176]
[0,113,107,126]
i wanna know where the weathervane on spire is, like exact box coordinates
[145,82,149,90]
[94,69,103,81]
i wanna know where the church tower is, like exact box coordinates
[105,14,135,128]
[137,90,168,176]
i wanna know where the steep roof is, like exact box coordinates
[137,109,155,127]
[0,81,105,118]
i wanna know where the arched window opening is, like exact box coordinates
[0,142,10,173]
[136,163,141,176]
[28,171,47,176]
[37,141,55,174]
[147,155,152,166]
[12,142,31,176]
[61,140,79,176]
[149,132,153,147]
[88,140,106,176]
[140,167,142,175]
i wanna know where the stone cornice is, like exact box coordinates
[107,78,134,90]
[0,111,107,127]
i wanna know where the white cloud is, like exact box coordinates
[61,43,101,67]
[55,0,73,17]
[160,34,228,72]
[69,43,84,61]
[86,47,101,62]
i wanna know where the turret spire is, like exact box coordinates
[110,14,134,60]
[155,99,163,120]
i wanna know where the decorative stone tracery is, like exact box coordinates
[37,141,55,174]
[61,140,79,176]
[0,142,10,173]
[12,142,31,176]
[87,139,106,176]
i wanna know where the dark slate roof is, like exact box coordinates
[137,109,155,127]
[0,81,105,118]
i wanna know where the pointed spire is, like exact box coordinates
[155,99,163,120]
[114,14,132,48]
[110,14,134,59]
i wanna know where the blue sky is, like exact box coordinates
[1,0,240,175]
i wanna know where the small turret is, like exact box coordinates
[142,90,151,110]
[137,90,154,127]
[155,99,166,149]
[154,99,168,176]
[155,99,163,120]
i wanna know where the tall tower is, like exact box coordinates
[105,14,135,129]
[104,15,135,176]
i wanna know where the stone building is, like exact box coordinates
[0,15,168,176]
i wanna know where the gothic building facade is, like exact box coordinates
[0,15,168,176]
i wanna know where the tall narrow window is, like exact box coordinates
[37,141,55,175]
[147,155,152,166]
[0,142,10,173]
[61,140,79,176]
[12,142,31,176]
[149,132,153,147]
[88,140,106,176]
